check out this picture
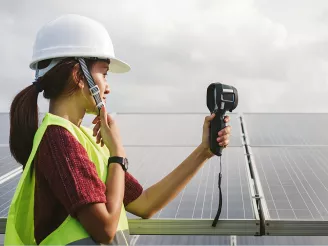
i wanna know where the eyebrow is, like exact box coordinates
[102,65,109,72]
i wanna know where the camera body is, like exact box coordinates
[206,83,238,156]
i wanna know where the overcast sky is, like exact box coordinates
[1,0,328,113]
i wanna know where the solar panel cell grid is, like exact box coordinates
[126,146,255,220]
[117,113,242,147]
[0,175,20,217]
[243,114,328,146]
[1,113,328,243]
[0,114,9,145]
[252,147,328,221]
[0,147,20,177]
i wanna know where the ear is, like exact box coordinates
[78,79,85,89]
[72,63,85,89]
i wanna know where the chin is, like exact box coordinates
[85,107,99,115]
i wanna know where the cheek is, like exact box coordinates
[82,85,93,100]
[93,76,106,94]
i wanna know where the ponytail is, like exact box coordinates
[9,85,40,167]
[9,58,98,167]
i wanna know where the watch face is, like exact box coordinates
[124,158,129,170]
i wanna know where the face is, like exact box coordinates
[80,60,110,115]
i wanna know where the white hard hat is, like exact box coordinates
[30,14,130,74]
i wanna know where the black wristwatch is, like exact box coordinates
[108,156,128,171]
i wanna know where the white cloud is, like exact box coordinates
[1,0,328,113]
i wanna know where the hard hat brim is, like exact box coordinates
[108,57,131,73]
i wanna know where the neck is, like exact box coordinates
[49,97,85,127]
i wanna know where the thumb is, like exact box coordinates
[106,113,115,125]
[206,113,216,122]
[100,105,108,126]
[204,113,215,127]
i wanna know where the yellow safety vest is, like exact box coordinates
[5,113,130,245]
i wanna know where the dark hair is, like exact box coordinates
[9,58,97,167]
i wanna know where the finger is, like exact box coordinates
[218,126,232,136]
[219,140,229,147]
[217,134,229,143]
[204,113,216,128]
[96,132,102,144]
[205,113,216,122]
[106,113,115,125]
[92,116,100,124]
[93,122,101,136]
[224,115,230,123]
[101,139,104,147]
[100,106,108,127]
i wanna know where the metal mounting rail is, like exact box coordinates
[0,217,259,235]
[239,114,269,236]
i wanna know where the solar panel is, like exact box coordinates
[126,146,255,220]
[1,112,328,242]
[0,175,20,217]
[134,235,328,245]
[119,114,260,235]
[0,147,260,235]
[116,113,242,147]
[251,146,328,221]
[246,145,328,235]
[134,235,230,245]
[242,113,328,235]
[243,113,328,146]
[0,114,9,145]
[0,147,20,177]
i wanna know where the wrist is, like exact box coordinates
[108,156,128,171]
[110,148,126,157]
[198,144,214,159]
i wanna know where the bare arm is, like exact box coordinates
[77,106,128,244]
[126,114,231,218]
[126,145,211,218]
[77,157,126,244]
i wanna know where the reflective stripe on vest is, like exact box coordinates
[5,113,130,245]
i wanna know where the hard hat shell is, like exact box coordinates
[30,14,130,73]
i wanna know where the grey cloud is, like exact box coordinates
[1,0,328,113]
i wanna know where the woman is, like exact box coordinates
[6,14,231,245]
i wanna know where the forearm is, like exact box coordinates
[104,151,126,230]
[144,145,212,216]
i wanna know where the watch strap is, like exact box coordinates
[108,156,128,171]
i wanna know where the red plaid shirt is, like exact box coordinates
[34,125,143,244]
